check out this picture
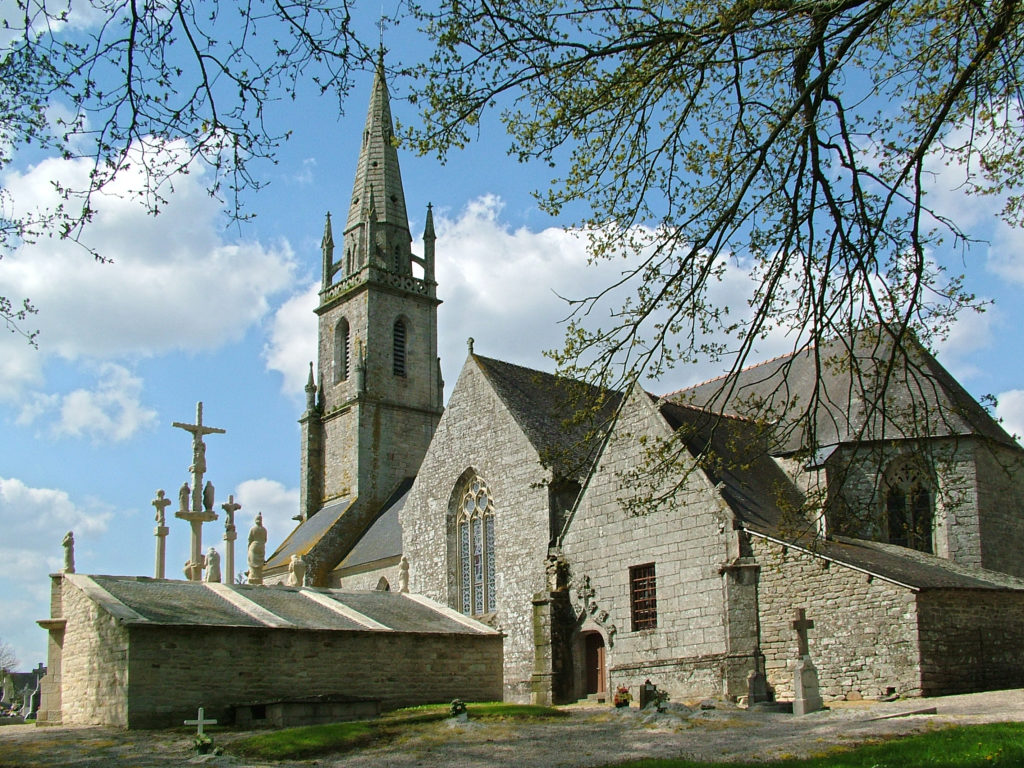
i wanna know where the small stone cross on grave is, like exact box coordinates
[184,706,217,736]
[792,607,814,658]
[791,607,823,715]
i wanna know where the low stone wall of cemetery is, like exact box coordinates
[917,589,1024,695]
[752,536,922,701]
[124,625,503,728]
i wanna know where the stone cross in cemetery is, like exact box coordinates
[184,706,217,735]
[792,608,814,658]
[152,490,171,579]
[173,402,225,581]
[221,495,241,585]
[791,607,823,715]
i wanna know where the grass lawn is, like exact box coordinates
[230,701,567,759]
[606,722,1024,768]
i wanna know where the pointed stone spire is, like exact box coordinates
[423,203,436,285]
[343,57,412,278]
[346,59,409,236]
[321,212,335,289]
[305,362,318,412]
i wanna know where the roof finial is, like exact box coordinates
[467,337,475,355]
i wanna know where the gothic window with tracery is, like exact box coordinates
[457,476,496,616]
[393,318,407,377]
[334,318,350,383]
[885,459,934,553]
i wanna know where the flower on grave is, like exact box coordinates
[613,686,632,707]
[193,733,214,754]
[450,699,468,717]
[652,688,670,713]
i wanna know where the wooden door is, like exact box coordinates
[584,633,606,694]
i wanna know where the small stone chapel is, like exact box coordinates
[267,60,1024,708]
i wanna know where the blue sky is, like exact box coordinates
[3,10,1024,670]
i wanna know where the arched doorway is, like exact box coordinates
[583,632,606,696]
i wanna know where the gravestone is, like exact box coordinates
[791,608,823,715]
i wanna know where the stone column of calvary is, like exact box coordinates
[173,402,226,581]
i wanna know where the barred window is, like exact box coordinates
[457,476,496,616]
[630,563,657,631]
[393,318,407,377]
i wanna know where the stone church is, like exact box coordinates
[266,62,1024,708]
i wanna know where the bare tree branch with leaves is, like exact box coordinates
[408,0,1023,449]
[1,0,379,340]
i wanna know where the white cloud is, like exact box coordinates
[935,308,995,383]
[0,477,113,667]
[0,141,297,400]
[17,363,158,442]
[434,195,608,388]
[264,282,319,397]
[235,478,300,552]
[996,389,1024,444]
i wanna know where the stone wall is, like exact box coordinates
[752,534,922,700]
[331,559,402,591]
[562,388,749,702]
[825,438,999,570]
[917,589,1024,695]
[974,441,1024,577]
[124,624,502,728]
[57,580,131,726]
[402,358,552,701]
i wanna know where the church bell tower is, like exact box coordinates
[300,59,443,530]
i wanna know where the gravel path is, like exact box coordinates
[2,689,1024,767]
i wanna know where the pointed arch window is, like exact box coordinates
[392,318,407,377]
[885,459,933,553]
[334,318,350,383]
[458,476,496,616]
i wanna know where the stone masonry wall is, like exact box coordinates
[125,625,502,729]
[917,589,1024,695]
[974,442,1024,577]
[562,388,746,702]
[402,358,552,701]
[752,535,921,701]
[58,580,131,727]
[826,440,984,568]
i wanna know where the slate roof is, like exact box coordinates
[66,574,497,634]
[671,328,1018,455]
[655,399,1024,593]
[658,400,803,532]
[266,496,356,570]
[337,485,407,571]
[749,530,1024,592]
[474,355,622,481]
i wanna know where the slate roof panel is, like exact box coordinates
[672,329,1018,454]
[336,592,484,634]
[266,496,355,569]
[75,576,496,634]
[474,355,621,481]
[93,577,263,627]
[337,482,409,570]
[241,586,367,629]
[750,531,1024,591]
[658,400,803,531]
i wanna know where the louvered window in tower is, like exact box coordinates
[393,318,407,377]
[334,318,350,383]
